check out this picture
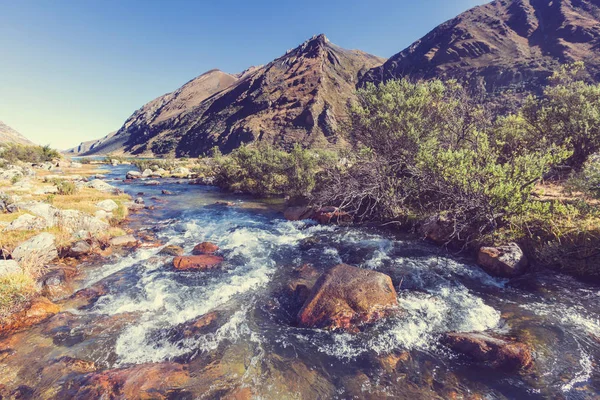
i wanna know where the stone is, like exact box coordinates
[477,243,528,278]
[57,209,110,234]
[40,269,69,300]
[86,179,117,193]
[0,297,60,335]
[134,197,144,205]
[109,235,138,247]
[141,169,154,177]
[313,207,352,225]
[3,213,48,231]
[420,215,454,244]
[287,264,321,308]
[297,264,398,332]
[159,245,185,257]
[0,260,21,278]
[96,199,119,212]
[11,232,58,267]
[442,332,533,371]
[173,255,224,271]
[161,190,174,195]
[173,167,191,176]
[126,171,142,179]
[69,241,92,258]
[192,242,219,255]
[284,206,315,221]
[94,210,113,220]
[144,180,161,186]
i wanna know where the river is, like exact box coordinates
[1,164,599,399]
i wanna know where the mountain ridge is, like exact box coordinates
[0,121,34,146]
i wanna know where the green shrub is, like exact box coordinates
[0,143,60,164]
[55,180,77,195]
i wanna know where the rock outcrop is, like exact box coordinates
[11,232,58,267]
[297,264,398,332]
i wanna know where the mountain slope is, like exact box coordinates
[82,34,385,157]
[363,0,600,95]
[0,121,34,145]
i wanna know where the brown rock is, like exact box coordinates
[477,243,528,278]
[297,264,398,332]
[442,332,533,371]
[173,255,224,271]
[313,207,352,225]
[287,264,321,307]
[192,242,219,255]
[159,245,185,256]
[0,297,60,335]
[284,206,315,221]
[181,312,219,338]
[57,362,189,399]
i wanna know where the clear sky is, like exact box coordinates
[0,0,488,149]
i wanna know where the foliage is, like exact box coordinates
[0,143,60,164]
[132,158,177,173]
[212,144,337,197]
[55,180,78,195]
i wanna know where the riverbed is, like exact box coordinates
[1,164,599,399]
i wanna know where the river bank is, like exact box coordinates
[0,162,598,398]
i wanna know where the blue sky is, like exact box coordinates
[0,0,487,149]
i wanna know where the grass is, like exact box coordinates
[0,272,37,319]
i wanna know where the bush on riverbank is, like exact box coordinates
[0,143,60,165]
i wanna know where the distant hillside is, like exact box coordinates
[79,35,385,157]
[0,121,34,146]
[363,0,600,96]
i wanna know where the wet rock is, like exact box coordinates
[287,264,321,307]
[420,214,454,244]
[179,312,219,338]
[3,213,48,231]
[57,362,189,400]
[192,242,219,255]
[40,269,69,300]
[477,243,528,278]
[299,236,321,250]
[45,356,97,375]
[297,264,398,332]
[173,255,224,271]
[161,189,174,195]
[214,201,235,206]
[442,332,533,371]
[284,206,315,221]
[109,235,138,247]
[69,240,92,258]
[126,170,142,179]
[159,245,185,257]
[0,260,21,277]
[313,207,352,225]
[145,180,161,186]
[142,168,154,177]
[11,232,58,267]
[134,197,145,204]
[0,297,60,335]
[64,284,108,309]
[96,199,118,212]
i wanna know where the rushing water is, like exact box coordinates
[1,164,600,399]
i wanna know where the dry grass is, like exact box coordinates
[0,272,37,319]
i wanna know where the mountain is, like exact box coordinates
[64,131,121,155]
[80,34,385,157]
[0,121,34,145]
[363,0,600,96]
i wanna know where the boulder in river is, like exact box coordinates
[144,180,161,186]
[297,264,398,332]
[284,206,315,221]
[477,243,528,278]
[109,235,138,247]
[126,171,142,179]
[442,332,533,371]
[173,255,224,271]
[11,232,58,267]
[192,242,219,255]
[159,245,184,257]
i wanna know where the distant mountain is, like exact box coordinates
[363,0,600,96]
[0,121,34,145]
[80,34,385,157]
[64,131,121,155]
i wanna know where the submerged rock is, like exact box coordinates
[442,332,533,371]
[173,255,224,271]
[145,180,161,186]
[192,242,219,255]
[297,264,398,332]
[477,243,528,278]
[57,362,190,399]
